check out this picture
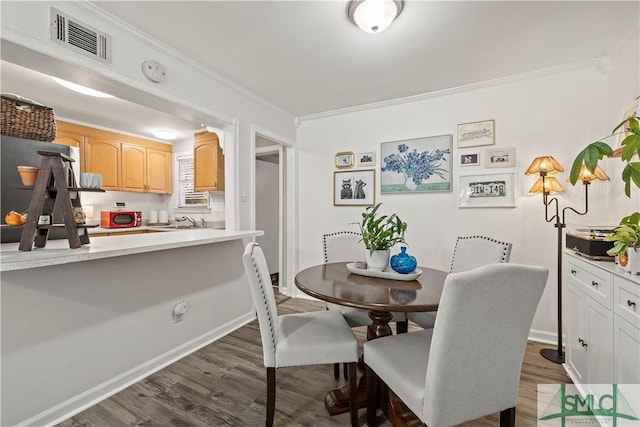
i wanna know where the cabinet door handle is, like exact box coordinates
[591,281,598,287]
[628,300,637,308]
[582,341,588,348]
[578,338,583,344]
[571,269,577,275]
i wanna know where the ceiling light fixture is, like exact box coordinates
[347,0,404,34]
[51,77,115,98]
[154,130,176,140]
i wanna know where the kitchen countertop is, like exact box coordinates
[0,228,263,272]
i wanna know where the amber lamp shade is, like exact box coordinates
[529,176,565,194]
[574,164,610,183]
[525,156,565,176]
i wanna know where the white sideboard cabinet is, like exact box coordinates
[563,251,640,390]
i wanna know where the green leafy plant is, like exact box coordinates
[605,211,640,256]
[569,115,640,196]
[357,203,407,255]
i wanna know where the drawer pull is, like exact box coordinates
[571,269,577,275]
[591,281,598,287]
[578,338,588,348]
[628,300,637,308]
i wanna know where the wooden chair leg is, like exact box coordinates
[343,362,349,380]
[266,367,276,427]
[366,366,378,427]
[500,407,515,427]
[334,363,340,379]
[348,362,358,427]
[396,319,408,334]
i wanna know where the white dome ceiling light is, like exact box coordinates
[154,130,176,140]
[347,0,404,34]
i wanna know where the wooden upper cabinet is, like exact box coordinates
[194,131,224,192]
[146,148,172,194]
[54,131,83,148]
[121,144,147,192]
[83,137,121,190]
[58,120,173,194]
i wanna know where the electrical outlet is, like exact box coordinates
[172,301,188,323]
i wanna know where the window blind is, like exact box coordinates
[177,156,208,207]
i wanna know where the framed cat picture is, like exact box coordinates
[333,169,375,206]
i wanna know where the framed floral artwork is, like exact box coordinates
[459,152,480,166]
[485,147,515,168]
[457,119,495,148]
[333,169,375,206]
[335,151,354,168]
[458,172,516,208]
[380,135,452,193]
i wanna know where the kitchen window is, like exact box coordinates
[177,155,209,207]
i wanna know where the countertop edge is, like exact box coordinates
[0,230,263,272]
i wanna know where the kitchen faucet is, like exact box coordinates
[175,216,197,227]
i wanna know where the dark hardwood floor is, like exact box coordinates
[58,298,569,427]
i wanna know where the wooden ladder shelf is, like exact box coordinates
[18,151,102,251]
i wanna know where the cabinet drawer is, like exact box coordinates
[566,257,612,308]
[614,276,640,328]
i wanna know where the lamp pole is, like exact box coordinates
[539,175,590,364]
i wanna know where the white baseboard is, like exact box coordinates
[528,328,561,345]
[17,311,256,427]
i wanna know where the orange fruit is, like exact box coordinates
[5,211,26,226]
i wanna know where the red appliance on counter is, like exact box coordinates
[100,210,142,228]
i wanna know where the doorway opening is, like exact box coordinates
[252,128,295,296]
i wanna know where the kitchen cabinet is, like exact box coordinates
[84,137,121,191]
[194,131,224,191]
[563,252,640,392]
[57,121,173,194]
[121,144,172,194]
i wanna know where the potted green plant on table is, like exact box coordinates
[605,212,640,274]
[357,203,407,271]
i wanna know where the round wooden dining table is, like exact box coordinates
[294,262,448,427]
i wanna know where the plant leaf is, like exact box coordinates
[569,149,586,185]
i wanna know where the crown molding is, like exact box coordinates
[296,58,603,123]
[77,2,295,122]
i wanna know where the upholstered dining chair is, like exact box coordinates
[364,263,548,427]
[242,242,359,427]
[323,231,408,379]
[407,235,512,329]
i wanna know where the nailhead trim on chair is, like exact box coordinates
[449,235,512,273]
[250,244,277,353]
[322,231,362,263]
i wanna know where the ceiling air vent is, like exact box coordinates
[50,8,112,64]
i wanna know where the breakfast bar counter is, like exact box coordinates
[0,228,262,271]
[1,229,262,426]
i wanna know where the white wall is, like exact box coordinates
[296,64,620,341]
[256,159,280,274]
[1,239,254,426]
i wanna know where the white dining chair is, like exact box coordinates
[243,242,359,427]
[407,235,512,329]
[323,231,408,379]
[364,263,548,427]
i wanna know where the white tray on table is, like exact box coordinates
[346,263,422,281]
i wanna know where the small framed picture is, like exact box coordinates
[334,169,375,206]
[459,172,516,208]
[335,151,354,169]
[485,147,515,168]
[357,151,376,167]
[457,119,495,148]
[614,99,640,157]
[459,152,480,166]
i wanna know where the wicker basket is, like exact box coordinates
[1,95,56,142]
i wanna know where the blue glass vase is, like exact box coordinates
[390,246,417,274]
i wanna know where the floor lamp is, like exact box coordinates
[525,156,609,364]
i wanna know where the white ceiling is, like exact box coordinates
[1,1,638,141]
